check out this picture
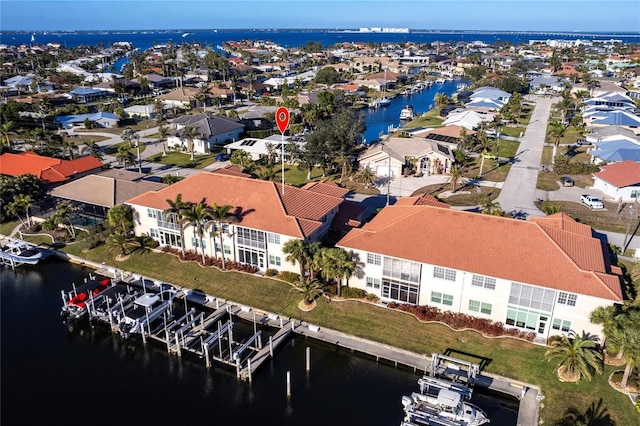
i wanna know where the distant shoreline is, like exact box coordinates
[2,29,639,36]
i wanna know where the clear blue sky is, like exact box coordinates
[1,0,639,32]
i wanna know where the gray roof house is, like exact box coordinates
[167,113,245,154]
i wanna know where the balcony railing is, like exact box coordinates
[157,219,179,230]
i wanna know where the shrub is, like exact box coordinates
[276,271,299,283]
[635,396,640,413]
[264,268,278,277]
[387,303,536,341]
[341,287,367,299]
[365,293,380,303]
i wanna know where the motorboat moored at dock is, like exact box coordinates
[0,239,43,266]
[61,276,113,320]
[401,387,490,426]
[400,105,416,121]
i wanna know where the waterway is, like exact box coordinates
[362,79,466,144]
[0,258,519,426]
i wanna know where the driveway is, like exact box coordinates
[495,95,559,218]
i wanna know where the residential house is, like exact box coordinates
[156,87,199,110]
[358,136,455,178]
[441,110,495,130]
[167,113,245,154]
[224,135,305,161]
[589,137,640,164]
[49,168,166,220]
[0,151,103,185]
[529,74,567,94]
[125,170,359,271]
[592,161,640,201]
[336,199,624,341]
[69,87,112,103]
[582,91,637,112]
[56,112,119,129]
[124,104,157,120]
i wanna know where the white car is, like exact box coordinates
[580,194,604,209]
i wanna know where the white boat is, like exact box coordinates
[435,78,446,84]
[378,97,391,107]
[402,388,490,426]
[400,105,416,121]
[0,240,43,265]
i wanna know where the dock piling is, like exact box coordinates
[306,347,310,373]
[286,371,291,397]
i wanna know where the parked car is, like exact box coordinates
[215,153,230,161]
[560,176,574,187]
[576,138,591,146]
[580,194,604,209]
[482,152,498,160]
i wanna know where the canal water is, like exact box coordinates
[362,78,466,144]
[1,258,518,426]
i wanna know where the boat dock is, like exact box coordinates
[74,261,539,425]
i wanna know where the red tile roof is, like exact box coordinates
[0,151,103,183]
[593,161,640,187]
[337,206,623,301]
[126,172,344,239]
[300,179,350,198]
[396,193,450,208]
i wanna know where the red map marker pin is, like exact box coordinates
[276,107,289,134]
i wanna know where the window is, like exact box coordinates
[506,306,543,332]
[366,277,381,289]
[237,227,266,249]
[382,278,418,304]
[469,299,492,315]
[367,253,381,265]
[269,255,281,266]
[433,266,456,281]
[191,237,206,249]
[147,208,158,219]
[552,318,571,333]
[631,190,639,199]
[383,257,421,283]
[267,233,280,244]
[509,283,555,312]
[557,292,577,307]
[471,274,496,290]
[149,228,158,238]
[431,291,454,306]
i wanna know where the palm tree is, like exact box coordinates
[434,92,450,109]
[602,309,640,390]
[297,278,324,306]
[352,167,377,189]
[448,164,463,192]
[328,248,356,297]
[157,124,169,156]
[107,204,133,234]
[105,231,135,259]
[83,139,103,160]
[209,202,235,270]
[180,200,214,264]
[1,120,15,152]
[182,124,199,163]
[163,193,189,256]
[282,239,308,280]
[547,120,567,164]
[230,149,254,173]
[545,330,603,382]
[7,194,33,227]
[116,145,135,169]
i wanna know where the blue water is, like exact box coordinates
[2,29,639,50]
[362,79,465,144]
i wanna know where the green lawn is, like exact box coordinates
[497,139,519,158]
[104,141,147,155]
[146,151,218,169]
[52,243,640,426]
